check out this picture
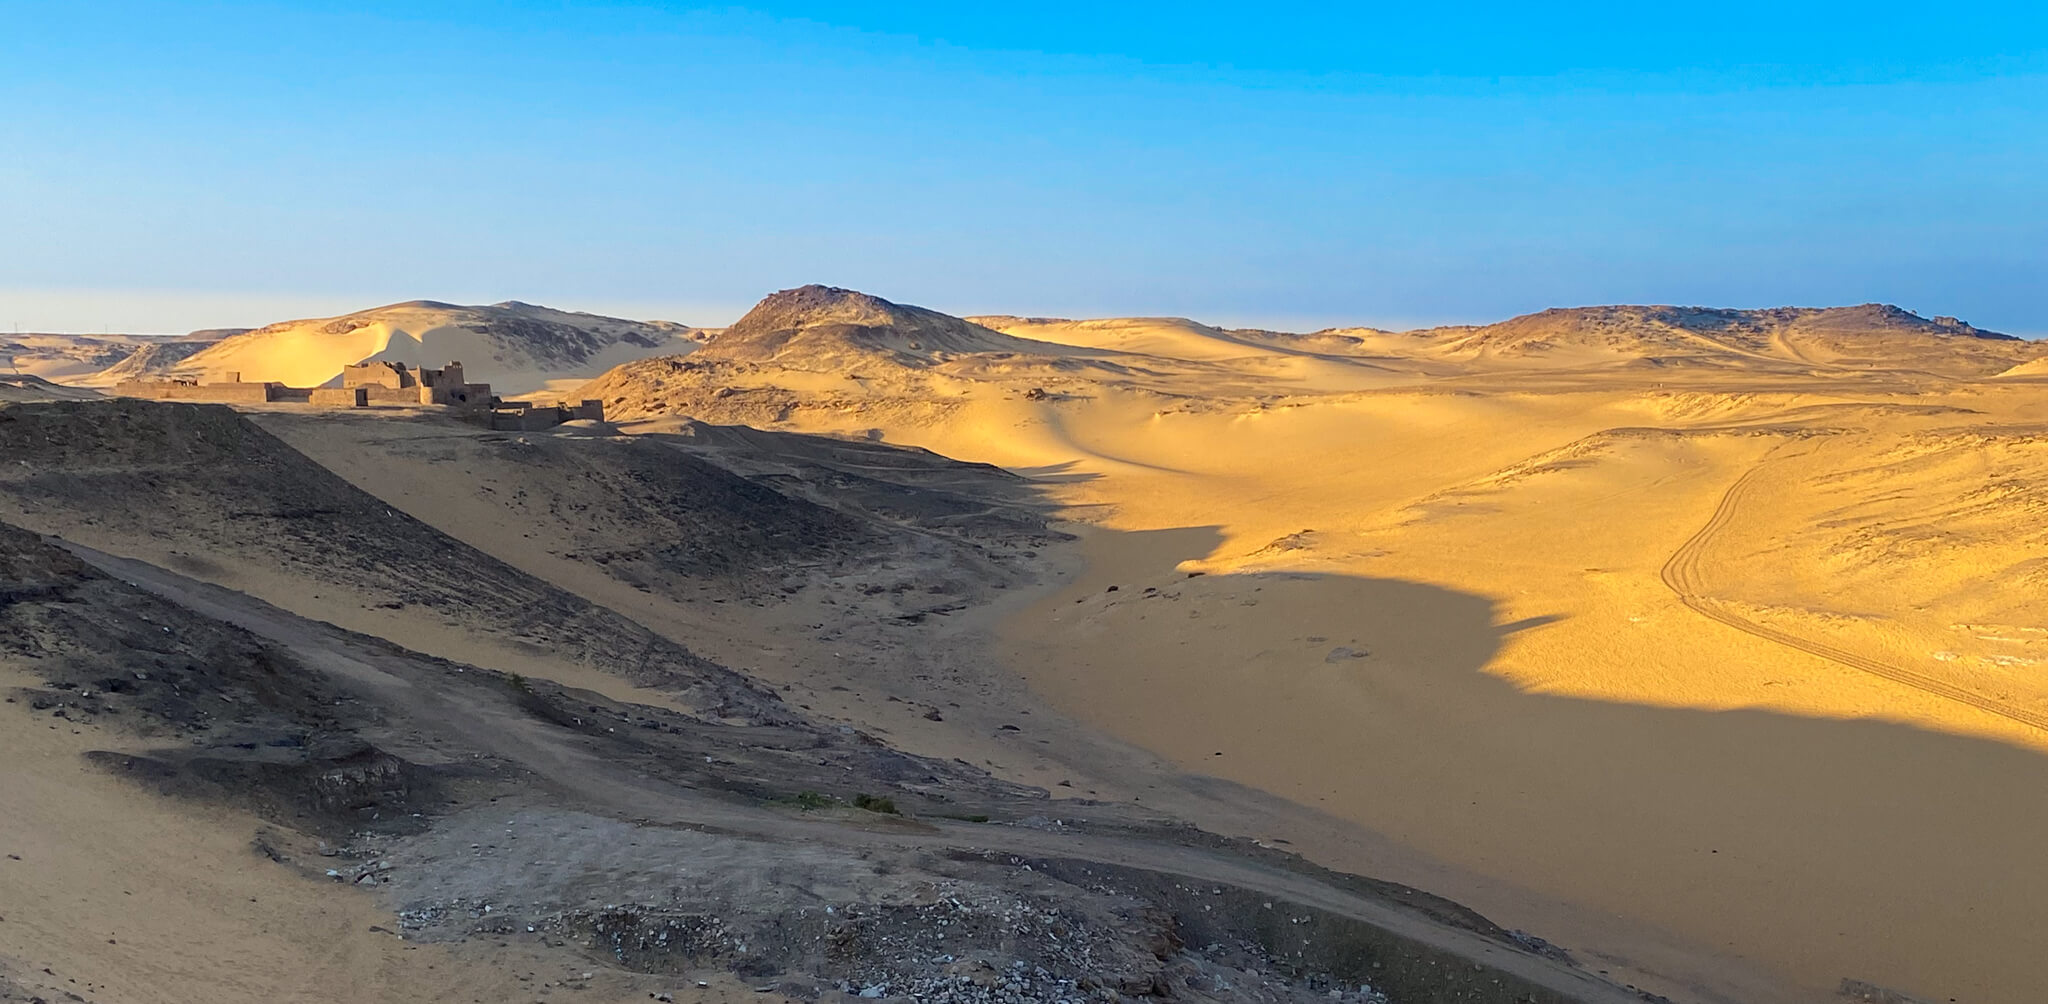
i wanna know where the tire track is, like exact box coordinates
[65,540,1648,1004]
[1660,458,2048,734]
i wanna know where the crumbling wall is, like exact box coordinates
[488,408,570,431]
[422,383,486,406]
[361,385,423,405]
[114,380,277,404]
[341,362,416,389]
[117,361,486,411]
[308,387,368,407]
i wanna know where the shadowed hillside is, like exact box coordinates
[0,399,782,718]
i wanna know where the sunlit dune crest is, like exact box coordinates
[17,284,2048,1004]
[570,285,2048,1003]
[45,300,711,394]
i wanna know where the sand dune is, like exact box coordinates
[101,300,707,394]
[969,315,1288,362]
[80,339,215,385]
[12,284,2044,1004]
[1992,356,2048,378]
[563,287,2048,1003]
[1395,303,2039,375]
[4,332,161,381]
[5,329,238,385]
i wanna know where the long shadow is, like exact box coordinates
[1007,523,2048,1004]
[1006,459,1105,484]
[17,397,2028,1003]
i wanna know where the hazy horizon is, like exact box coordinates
[4,285,2041,341]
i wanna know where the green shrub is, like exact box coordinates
[791,790,836,810]
[852,793,900,815]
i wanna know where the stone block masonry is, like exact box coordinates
[480,399,606,431]
[115,376,279,404]
[308,387,369,407]
[115,361,493,412]
[115,364,600,432]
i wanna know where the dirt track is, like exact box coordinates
[1659,448,2048,734]
[63,539,1646,1004]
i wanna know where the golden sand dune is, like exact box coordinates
[574,287,2048,1002]
[102,300,707,393]
[1993,356,2048,378]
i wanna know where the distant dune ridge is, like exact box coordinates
[87,339,216,384]
[86,299,709,394]
[1387,303,2029,374]
[3,332,160,382]
[574,288,2044,427]
[27,289,2035,403]
[3,328,236,385]
[982,303,2031,370]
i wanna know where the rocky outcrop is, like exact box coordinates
[696,285,1053,367]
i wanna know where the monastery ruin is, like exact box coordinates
[115,360,604,430]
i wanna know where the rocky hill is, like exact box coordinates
[1400,303,2040,374]
[570,291,2048,427]
[5,329,236,384]
[692,284,1057,367]
[84,338,216,384]
[575,285,1170,426]
[3,332,155,381]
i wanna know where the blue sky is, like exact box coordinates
[3,2,2044,333]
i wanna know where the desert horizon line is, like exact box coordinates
[5,285,2040,342]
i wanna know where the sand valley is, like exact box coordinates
[7,287,2046,1004]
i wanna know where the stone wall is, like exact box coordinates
[423,382,489,406]
[308,387,369,407]
[341,362,414,389]
[487,408,571,431]
[361,385,423,405]
[114,379,278,404]
[115,362,492,412]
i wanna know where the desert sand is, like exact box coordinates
[10,287,2047,1004]
[6,391,1619,1004]
[574,289,2048,1003]
[51,300,708,394]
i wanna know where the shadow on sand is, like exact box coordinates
[1007,524,2048,1004]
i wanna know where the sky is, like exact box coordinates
[2,1,2044,334]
